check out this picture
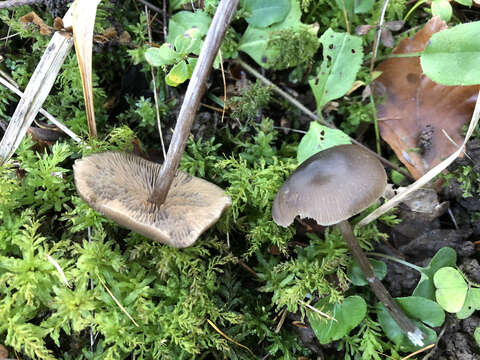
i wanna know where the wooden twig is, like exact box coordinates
[145,5,166,158]
[137,0,161,13]
[237,59,414,181]
[0,75,81,142]
[150,0,240,204]
[369,0,390,73]
[0,0,42,9]
[0,8,74,164]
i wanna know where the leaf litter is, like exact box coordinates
[373,16,480,180]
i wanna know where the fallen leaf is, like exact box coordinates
[0,344,7,360]
[72,0,101,137]
[53,17,64,30]
[373,16,480,179]
[20,11,52,35]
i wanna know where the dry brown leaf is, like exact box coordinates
[53,17,64,30]
[374,16,480,179]
[72,0,101,138]
[0,344,7,360]
[20,11,52,35]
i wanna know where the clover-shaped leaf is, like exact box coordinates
[434,267,468,313]
[412,247,457,300]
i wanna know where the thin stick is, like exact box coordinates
[150,0,240,204]
[237,59,414,181]
[337,220,424,346]
[400,343,435,360]
[299,300,336,321]
[340,0,350,34]
[45,254,71,288]
[0,75,81,142]
[162,0,167,40]
[0,0,42,8]
[207,319,255,356]
[219,50,227,123]
[136,0,161,13]
[145,6,166,159]
[97,275,139,327]
[369,91,382,155]
[369,0,390,74]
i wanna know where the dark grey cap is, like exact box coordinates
[272,144,387,227]
[74,152,231,248]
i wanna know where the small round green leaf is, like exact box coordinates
[165,60,189,87]
[420,21,480,85]
[145,44,178,67]
[308,295,367,344]
[431,0,453,22]
[434,267,468,313]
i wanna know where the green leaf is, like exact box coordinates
[412,247,457,300]
[431,0,453,21]
[395,297,445,327]
[243,0,291,28]
[166,10,211,43]
[456,288,480,319]
[348,259,387,286]
[377,302,437,352]
[308,29,363,111]
[420,21,480,85]
[144,44,178,67]
[308,295,367,344]
[434,267,468,313]
[474,327,480,347]
[296,122,351,164]
[354,0,375,13]
[454,0,472,5]
[238,0,319,70]
[165,60,189,87]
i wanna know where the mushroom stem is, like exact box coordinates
[149,0,239,205]
[337,220,425,347]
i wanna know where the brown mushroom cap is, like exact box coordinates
[272,144,387,227]
[74,152,231,248]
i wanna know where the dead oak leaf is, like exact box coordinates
[20,11,52,35]
[373,16,480,179]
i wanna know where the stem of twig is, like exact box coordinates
[0,73,81,142]
[337,220,424,346]
[369,0,390,74]
[145,6,166,159]
[149,0,240,204]
[340,0,350,34]
[237,59,414,181]
[136,0,161,13]
[369,91,382,155]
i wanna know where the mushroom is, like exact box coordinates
[272,144,424,346]
[73,0,239,247]
[74,152,231,248]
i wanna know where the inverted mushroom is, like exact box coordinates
[74,152,231,248]
[73,0,239,247]
[273,144,424,346]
